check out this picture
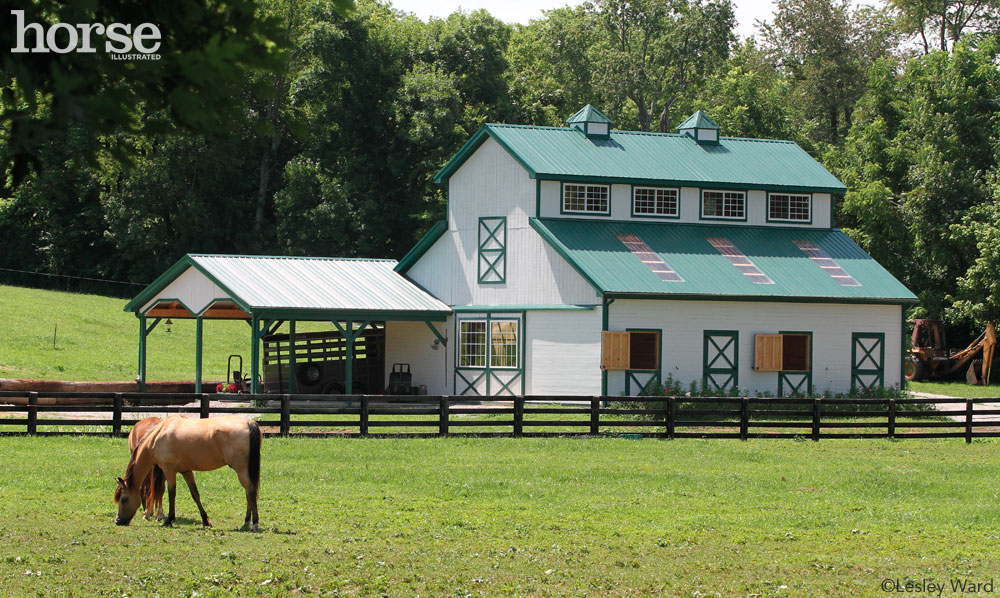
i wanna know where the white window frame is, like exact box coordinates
[457,319,519,369]
[632,186,679,218]
[767,193,812,223]
[459,320,487,368]
[562,183,610,215]
[489,320,519,369]
[702,190,746,220]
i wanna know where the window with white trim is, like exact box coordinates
[458,319,519,369]
[768,193,811,222]
[633,187,679,217]
[459,321,487,367]
[563,184,610,214]
[702,190,745,219]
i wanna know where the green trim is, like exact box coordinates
[777,330,813,396]
[195,318,204,393]
[478,217,507,284]
[851,332,886,392]
[288,321,297,394]
[601,296,613,396]
[124,255,253,314]
[703,330,739,391]
[624,328,662,396]
[535,178,541,218]
[138,316,147,393]
[139,297,245,318]
[250,315,261,394]
[541,174,844,195]
[425,320,448,345]
[395,220,447,274]
[765,192,813,225]
[560,182,612,217]
[700,189,748,222]
[630,185,681,219]
[453,304,596,312]
[604,292,917,306]
[529,217,604,295]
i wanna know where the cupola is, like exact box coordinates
[677,110,720,145]
[566,104,613,139]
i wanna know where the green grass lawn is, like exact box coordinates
[907,380,1000,399]
[0,284,330,382]
[1,436,998,597]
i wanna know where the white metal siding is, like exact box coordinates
[407,137,599,306]
[525,309,602,395]
[384,319,452,395]
[140,266,230,315]
[608,299,903,395]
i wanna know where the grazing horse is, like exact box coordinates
[128,417,165,521]
[114,415,261,532]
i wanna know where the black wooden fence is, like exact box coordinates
[1,392,998,442]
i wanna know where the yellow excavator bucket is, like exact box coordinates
[984,323,996,386]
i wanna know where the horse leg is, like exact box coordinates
[153,465,166,521]
[236,470,259,532]
[181,471,211,527]
[162,469,177,527]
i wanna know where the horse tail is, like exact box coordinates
[151,465,165,509]
[247,420,261,490]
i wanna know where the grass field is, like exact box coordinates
[0,285,329,383]
[1,436,999,597]
[907,380,1000,398]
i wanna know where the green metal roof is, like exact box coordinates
[677,110,720,130]
[434,124,846,193]
[125,254,452,318]
[530,218,917,304]
[566,104,613,124]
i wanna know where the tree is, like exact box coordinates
[889,0,1000,53]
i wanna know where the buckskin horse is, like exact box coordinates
[114,415,261,531]
[127,417,165,521]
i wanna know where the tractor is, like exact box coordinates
[905,319,996,385]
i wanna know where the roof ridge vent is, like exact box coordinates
[566,104,612,139]
[677,110,721,145]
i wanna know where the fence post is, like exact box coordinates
[590,397,600,435]
[439,396,449,436]
[360,395,369,436]
[280,394,290,437]
[966,399,973,444]
[888,398,896,439]
[27,392,38,435]
[812,397,821,442]
[200,394,210,419]
[667,396,675,439]
[514,397,524,437]
[113,393,123,437]
[740,397,749,441]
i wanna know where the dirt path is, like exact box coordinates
[907,391,1000,423]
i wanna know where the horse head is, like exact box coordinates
[113,476,141,526]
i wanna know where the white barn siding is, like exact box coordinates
[406,137,598,307]
[608,299,903,395]
[525,309,602,395]
[140,266,230,315]
[384,319,452,395]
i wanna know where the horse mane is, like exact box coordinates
[114,425,158,503]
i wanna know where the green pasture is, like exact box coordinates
[907,380,1000,399]
[1,436,999,597]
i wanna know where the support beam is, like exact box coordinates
[138,316,147,393]
[425,321,447,345]
[195,318,204,393]
[251,315,260,394]
[334,320,371,395]
[289,321,297,394]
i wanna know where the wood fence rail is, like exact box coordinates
[0,392,998,442]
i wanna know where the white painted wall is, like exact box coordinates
[540,182,831,228]
[406,137,599,307]
[384,318,452,395]
[525,309,602,395]
[607,299,903,395]
[141,266,230,315]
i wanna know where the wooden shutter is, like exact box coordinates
[601,331,630,370]
[755,334,783,371]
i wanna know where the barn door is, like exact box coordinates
[851,333,885,392]
[703,330,738,392]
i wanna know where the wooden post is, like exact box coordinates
[740,397,749,441]
[200,394,210,419]
[667,396,675,439]
[27,392,38,435]
[138,316,147,393]
[250,315,260,394]
[288,321,297,394]
[280,394,291,437]
[194,318,203,393]
[113,393,123,437]
[439,396,449,435]
[345,320,354,396]
[514,397,524,437]
[590,397,600,435]
[812,398,821,441]
[966,399,973,444]
[888,398,896,439]
[360,395,369,436]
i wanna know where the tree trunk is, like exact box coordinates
[254,75,287,239]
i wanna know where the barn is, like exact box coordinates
[127,106,916,397]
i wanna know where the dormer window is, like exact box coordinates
[566,105,613,140]
[677,110,721,145]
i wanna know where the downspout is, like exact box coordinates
[601,295,615,397]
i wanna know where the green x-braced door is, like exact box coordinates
[703,330,738,392]
[851,332,885,392]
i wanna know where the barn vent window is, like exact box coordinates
[478,217,506,284]
[601,331,660,371]
[768,193,811,222]
[754,333,811,372]
[563,183,610,215]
